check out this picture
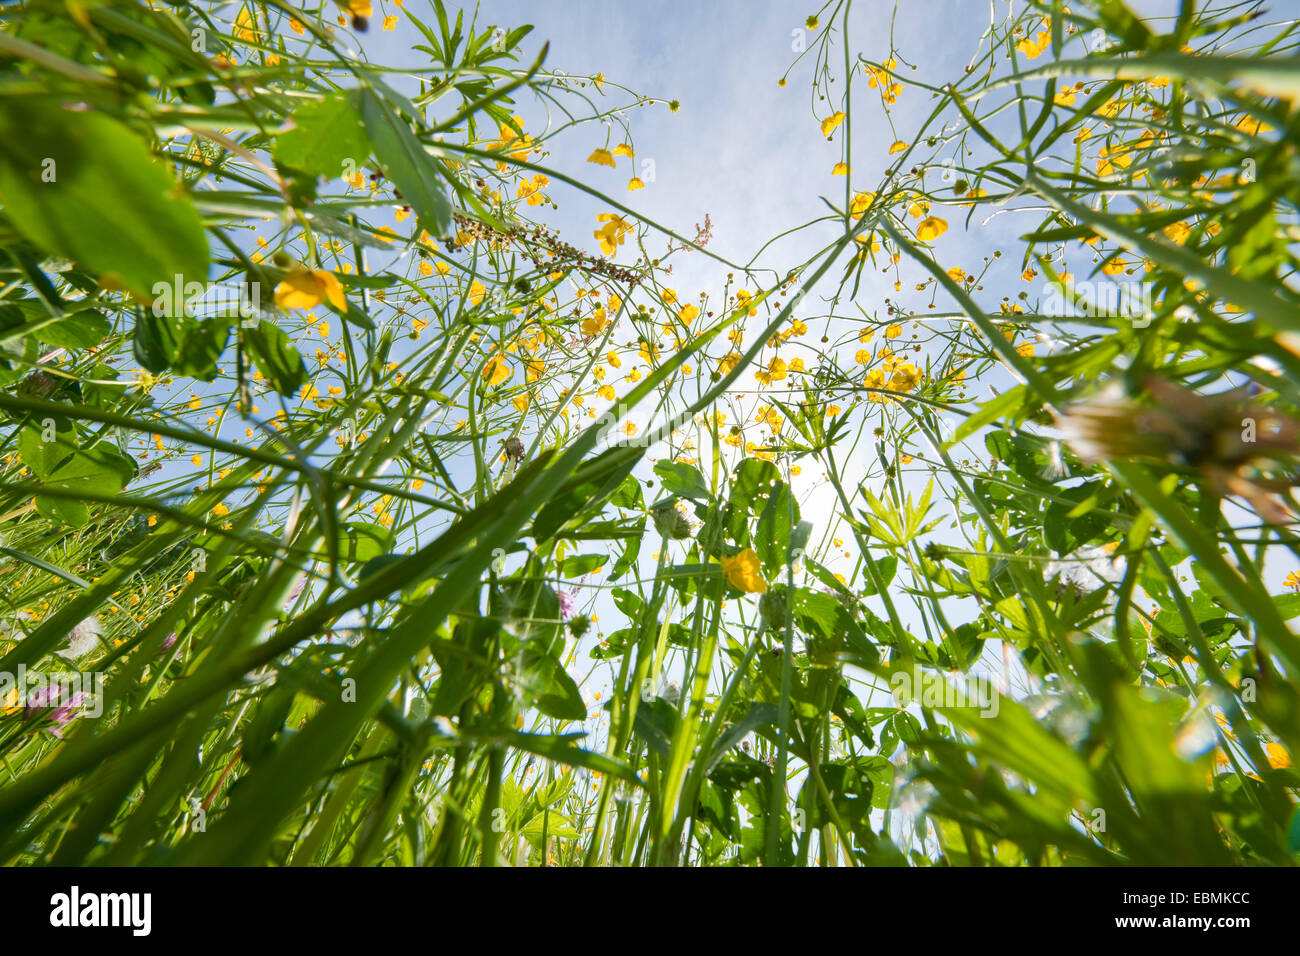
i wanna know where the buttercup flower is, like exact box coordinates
[720,548,767,593]
[820,111,846,138]
[274,269,347,312]
[916,217,949,241]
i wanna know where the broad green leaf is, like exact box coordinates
[360,88,452,238]
[274,91,369,180]
[243,321,308,396]
[0,98,208,297]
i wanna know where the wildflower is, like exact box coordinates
[720,548,767,593]
[916,217,948,241]
[274,269,346,312]
[1056,377,1300,524]
[755,357,788,384]
[24,687,88,738]
[628,177,644,190]
[557,588,578,620]
[820,111,846,138]
[1016,30,1051,59]
[57,616,102,660]
[483,355,512,386]
[587,148,616,167]
[593,214,632,256]
[1266,742,1291,769]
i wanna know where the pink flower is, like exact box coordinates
[557,588,577,621]
[25,688,86,738]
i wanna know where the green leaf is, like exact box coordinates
[243,321,307,396]
[343,521,392,564]
[360,88,452,239]
[34,308,110,349]
[17,419,137,527]
[654,460,711,502]
[560,553,606,577]
[274,91,369,180]
[0,98,208,297]
[523,650,587,722]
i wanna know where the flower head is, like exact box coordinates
[720,548,767,593]
[274,268,347,312]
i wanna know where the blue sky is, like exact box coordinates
[341,0,1300,635]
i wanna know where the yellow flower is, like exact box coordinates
[820,111,846,138]
[679,304,699,324]
[613,143,635,157]
[1286,571,1300,591]
[628,177,645,190]
[888,140,908,154]
[916,216,948,241]
[1267,742,1291,769]
[720,548,767,593]
[593,214,632,255]
[587,148,616,167]
[885,323,902,338]
[274,269,346,312]
[482,355,512,386]
[755,357,787,384]
[1016,30,1051,59]
[832,162,849,176]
